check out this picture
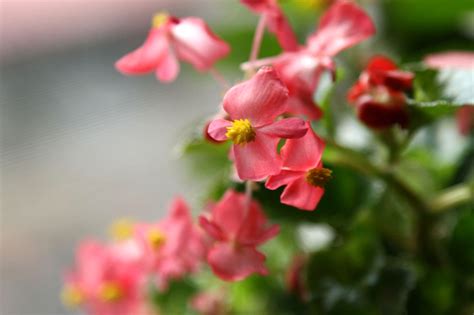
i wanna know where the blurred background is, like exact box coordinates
[1,0,473,314]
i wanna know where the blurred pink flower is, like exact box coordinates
[240,0,298,51]
[199,190,280,281]
[243,0,375,120]
[207,67,307,180]
[266,122,329,210]
[115,13,230,82]
[62,241,147,315]
[132,197,206,290]
[424,51,474,69]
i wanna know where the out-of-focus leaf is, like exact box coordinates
[449,210,474,275]
[370,261,416,315]
[150,279,198,315]
[408,100,459,130]
[407,269,456,315]
[372,188,417,253]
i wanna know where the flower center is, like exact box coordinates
[61,285,83,308]
[99,282,123,302]
[226,119,256,145]
[109,218,134,241]
[306,167,332,187]
[147,228,166,250]
[152,12,169,28]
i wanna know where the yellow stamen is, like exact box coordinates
[226,119,256,145]
[306,167,332,187]
[61,285,83,308]
[109,218,134,241]
[147,228,166,250]
[152,12,169,28]
[99,282,123,302]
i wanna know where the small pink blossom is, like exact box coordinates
[61,241,147,315]
[243,0,375,119]
[132,197,206,290]
[116,13,230,83]
[207,67,308,181]
[240,0,298,51]
[199,190,280,281]
[266,122,329,210]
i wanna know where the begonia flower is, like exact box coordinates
[116,12,230,83]
[347,56,413,129]
[242,0,375,119]
[131,197,206,290]
[61,241,146,315]
[423,51,474,135]
[207,67,308,181]
[266,122,330,210]
[240,0,298,51]
[199,190,280,281]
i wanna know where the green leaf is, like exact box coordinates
[150,278,198,315]
[407,100,459,130]
[449,210,474,275]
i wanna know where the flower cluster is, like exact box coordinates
[62,0,472,314]
[62,192,278,314]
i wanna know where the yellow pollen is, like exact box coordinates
[226,119,256,145]
[306,167,332,187]
[147,228,166,250]
[152,12,169,28]
[109,218,134,241]
[61,285,83,308]
[99,282,123,302]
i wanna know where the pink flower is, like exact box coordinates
[132,197,206,290]
[199,190,280,281]
[424,51,474,69]
[347,56,413,129]
[240,0,298,51]
[115,12,230,83]
[207,67,308,181]
[266,122,330,210]
[61,241,146,315]
[243,0,375,119]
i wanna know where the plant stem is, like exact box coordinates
[247,14,267,75]
[209,67,230,91]
[429,183,474,213]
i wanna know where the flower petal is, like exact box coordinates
[199,216,226,241]
[233,131,282,181]
[207,243,268,281]
[258,118,308,138]
[307,1,375,56]
[265,170,305,190]
[266,9,299,52]
[115,28,169,75]
[237,201,280,246]
[280,177,324,211]
[285,93,323,120]
[280,122,324,171]
[223,67,289,126]
[155,46,180,82]
[424,51,474,69]
[210,190,247,238]
[172,17,230,71]
[207,119,232,141]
